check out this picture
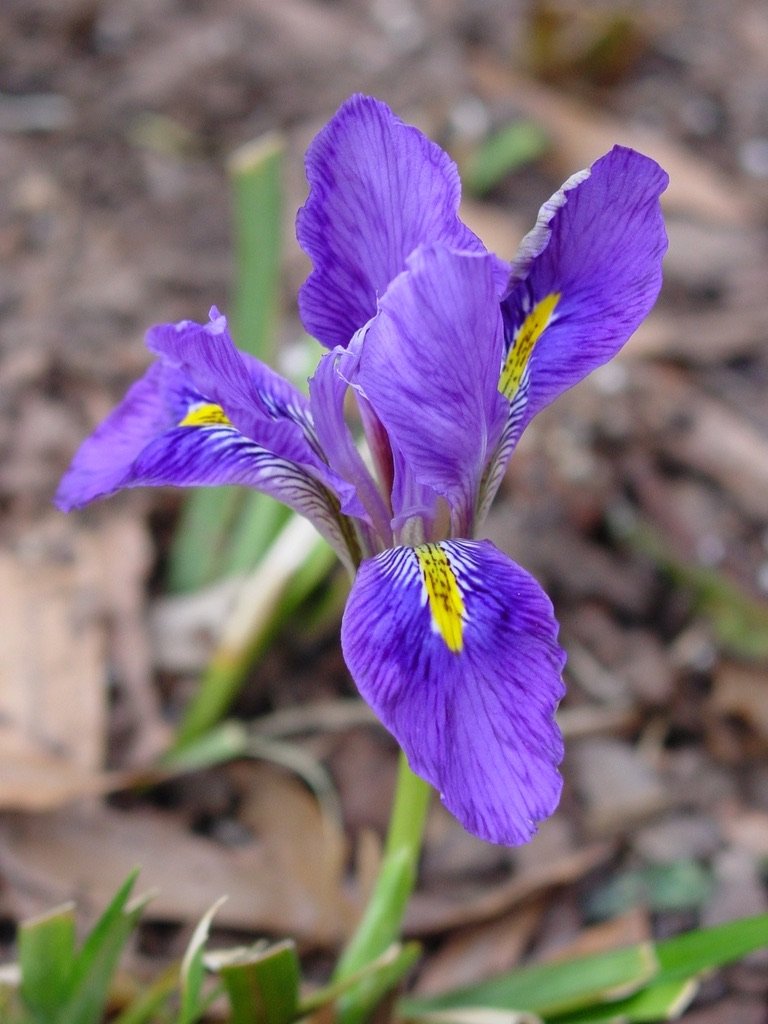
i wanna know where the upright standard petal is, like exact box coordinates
[341,539,566,845]
[478,147,668,518]
[297,94,488,349]
[500,146,668,426]
[357,245,507,534]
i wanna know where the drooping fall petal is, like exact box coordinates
[341,539,566,845]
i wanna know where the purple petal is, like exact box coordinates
[121,424,357,563]
[477,147,667,518]
[55,325,365,563]
[54,361,193,511]
[147,310,316,456]
[148,311,368,519]
[501,146,668,425]
[357,245,507,533]
[309,338,393,542]
[341,539,566,845]
[297,94,489,349]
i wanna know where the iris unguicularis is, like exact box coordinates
[56,95,668,847]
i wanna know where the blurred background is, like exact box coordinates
[1,1,768,1019]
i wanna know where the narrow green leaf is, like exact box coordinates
[220,493,289,579]
[228,132,284,359]
[162,721,250,773]
[412,1011,542,1024]
[166,488,245,595]
[463,121,549,196]
[654,913,768,982]
[60,872,150,1024]
[173,517,330,749]
[110,965,179,1024]
[406,916,768,1024]
[333,758,432,1024]
[339,942,424,1024]
[301,942,422,1020]
[550,978,698,1023]
[179,897,227,1024]
[399,945,658,1020]
[18,903,76,1020]
[617,978,698,1022]
[208,939,299,1024]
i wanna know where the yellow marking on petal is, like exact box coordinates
[499,292,561,399]
[416,543,466,653]
[178,402,232,427]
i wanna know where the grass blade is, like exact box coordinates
[463,120,548,196]
[61,872,150,1024]
[550,978,698,1023]
[653,913,768,982]
[399,945,658,1020]
[18,904,76,1020]
[228,132,284,358]
[179,897,228,1024]
[173,516,330,748]
[209,939,300,1024]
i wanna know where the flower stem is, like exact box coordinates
[332,751,432,1024]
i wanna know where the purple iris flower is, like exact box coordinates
[56,95,668,845]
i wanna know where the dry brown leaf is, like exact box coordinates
[624,303,768,365]
[711,663,768,740]
[414,900,545,997]
[543,907,651,963]
[100,516,169,764]
[724,810,768,857]
[459,200,528,262]
[405,842,612,936]
[632,365,768,521]
[0,763,353,945]
[0,738,126,812]
[469,56,758,227]
[235,762,355,942]
[571,738,669,836]
[0,517,106,806]
[0,513,167,807]
[677,997,766,1024]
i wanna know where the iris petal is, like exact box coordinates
[341,539,566,845]
[357,245,507,534]
[297,94,489,350]
[478,147,668,517]
[55,331,362,566]
[125,424,357,566]
[148,310,317,460]
[54,361,191,512]
[502,146,668,425]
[309,337,392,542]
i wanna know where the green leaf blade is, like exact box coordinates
[464,121,549,196]
[211,939,300,1024]
[18,904,77,1021]
[179,896,228,1024]
[400,944,658,1019]
[60,873,149,1024]
[654,913,768,982]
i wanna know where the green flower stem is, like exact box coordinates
[332,751,432,1024]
